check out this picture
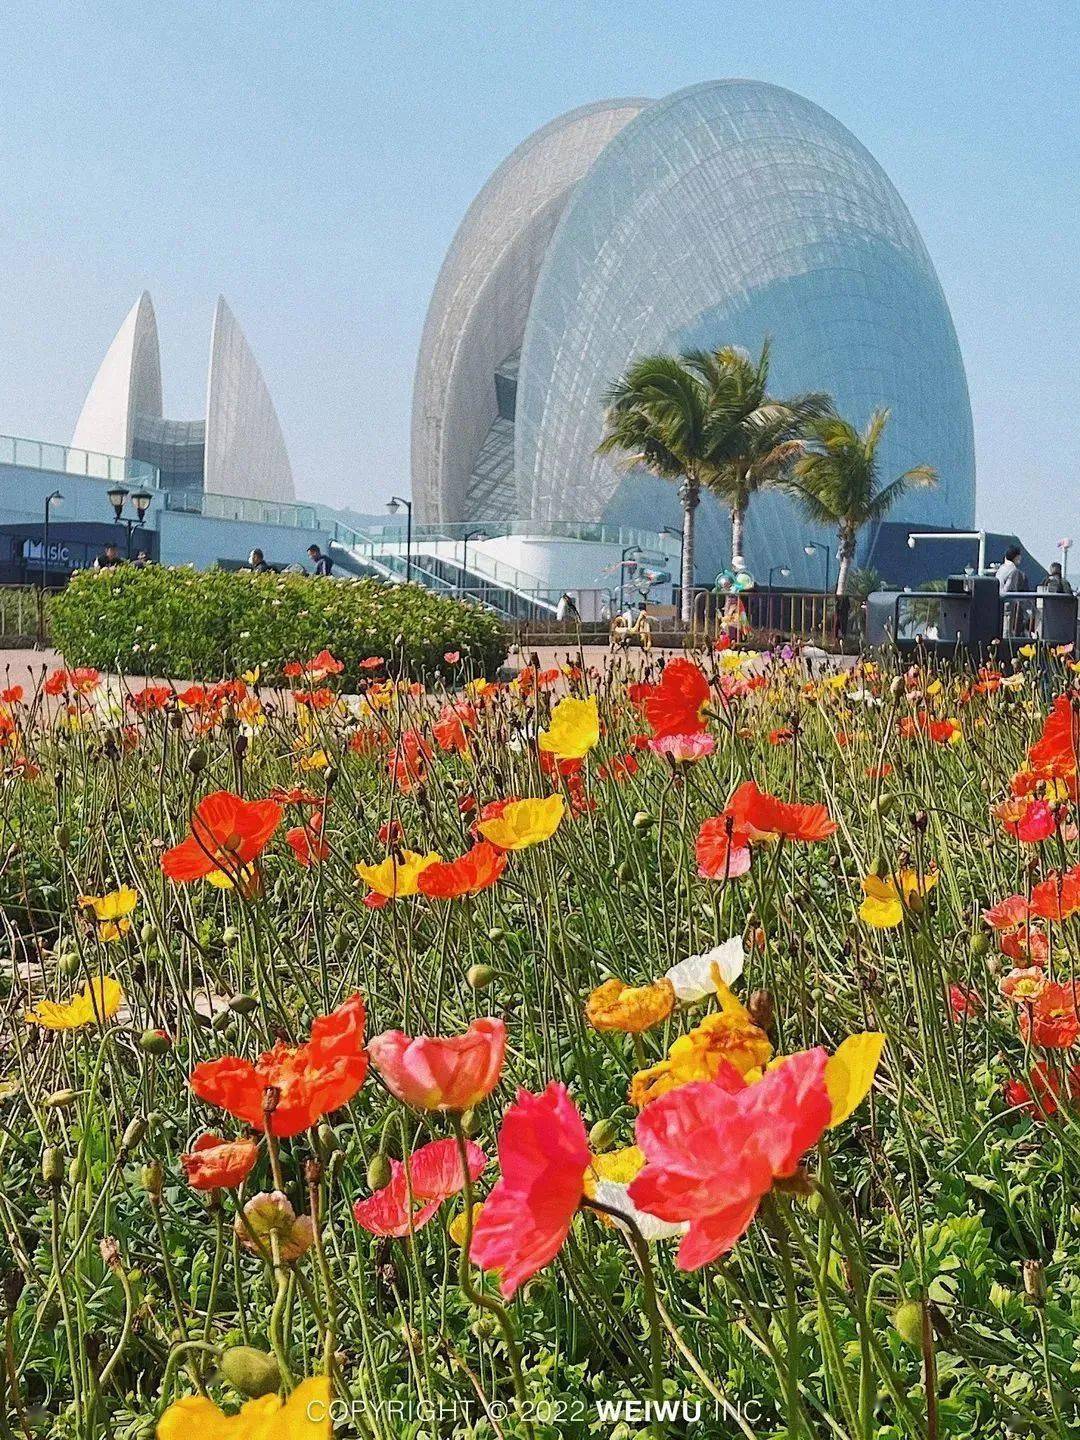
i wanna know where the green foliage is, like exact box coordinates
[47,565,507,679]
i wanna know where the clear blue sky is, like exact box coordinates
[2,1,1077,559]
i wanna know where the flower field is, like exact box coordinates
[3,642,1080,1438]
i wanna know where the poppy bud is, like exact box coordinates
[140,1161,164,1200]
[44,1088,80,1111]
[316,1123,336,1157]
[869,793,897,817]
[229,994,259,1015]
[234,736,248,761]
[367,1153,392,1191]
[969,931,991,958]
[486,926,505,943]
[460,1108,481,1138]
[187,747,208,775]
[41,1147,65,1187]
[219,1345,282,1399]
[616,860,634,883]
[323,765,338,787]
[1023,1259,1047,1306]
[912,810,929,832]
[466,963,494,991]
[211,1010,235,1034]
[588,1118,618,1152]
[472,1314,498,1340]
[748,990,774,1032]
[222,926,241,946]
[140,922,159,946]
[139,1029,172,1055]
[68,1156,85,1185]
[120,1116,146,1154]
[54,824,70,852]
[891,1299,923,1348]
[58,950,79,978]
[331,929,350,958]
[99,1237,122,1271]
[888,676,905,700]
[632,810,654,830]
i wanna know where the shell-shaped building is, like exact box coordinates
[72,293,294,502]
[413,80,975,587]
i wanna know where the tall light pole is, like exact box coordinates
[461,529,486,597]
[1059,537,1073,580]
[803,542,832,592]
[38,490,63,647]
[659,526,683,609]
[387,496,413,582]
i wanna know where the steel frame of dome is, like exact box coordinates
[412,80,975,589]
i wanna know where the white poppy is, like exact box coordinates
[592,1179,688,1241]
[665,936,745,1003]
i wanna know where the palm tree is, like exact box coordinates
[786,408,937,595]
[696,340,832,564]
[597,354,711,623]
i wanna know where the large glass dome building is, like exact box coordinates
[412,80,975,589]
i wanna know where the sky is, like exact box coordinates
[1,0,1077,560]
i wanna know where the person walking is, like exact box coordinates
[307,543,333,576]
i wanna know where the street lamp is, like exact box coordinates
[618,545,645,615]
[1059,537,1073,580]
[38,490,63,646]
[107,486,153,557]
[461,529,486,598]
[387,496,413,582]
[803,542,832,592]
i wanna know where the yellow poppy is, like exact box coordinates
[858,870,937,929]
[25,976,124,1031]
[206,862,262,897]
[355,850,443,899]
[298,749,329,772]
[823,1032,886,1127]
[448,1202,484,1247]
[538,695,599,761]
[477,795,565,851]
[585,977,674,1033]
[630,983,771,1107]
[77,887,138,941]
[1018,644,1036,659]
[157,1375,329,1438]
[583,1146,645,1196]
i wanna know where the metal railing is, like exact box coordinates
[164,489,320,530]
[0,433,159,487]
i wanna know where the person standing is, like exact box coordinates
[997,546,1027,637]
[307,544,333,576]
[248,548,272,574]
[1039,562,1072,595]
[94,542,123,569]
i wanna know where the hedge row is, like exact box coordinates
[48,566,507,680]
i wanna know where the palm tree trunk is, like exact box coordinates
[835,524,856,596]
[678,475,699,624]
[731,506,745,567]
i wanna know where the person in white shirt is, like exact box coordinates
[996,546,1023,595]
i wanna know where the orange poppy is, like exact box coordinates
[180,1133,259,1190]
[1020,981,1080,1050]
[161,790,283,884]
[286,812,329,867]
[417,841,508,899]
[1029,865,1080,921]
[1029,693,1080,778]
[728,780,837,843]
[189,994,368,1136]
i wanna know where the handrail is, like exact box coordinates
[0,432,159,487]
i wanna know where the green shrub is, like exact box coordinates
[48,566,507,680]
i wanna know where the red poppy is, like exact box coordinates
[417,841,508,899]
[348,729,380,754]
[949,983,982,1019]
[128,685,172,714]
[1029,866,1080,921]
[304,649,344,679]
[1001,926,1049,965]
[294,687,335,710]
[1020,981,1080,1049]
[899,712,960,744]
[180,1133,259,1190]
[596,753,639,782]
[283,661,304,678]
[638,659,711,738]
[286,812,329,867]
[352,1137,486,1236]
[387,730,432,794]
[0,686,24,706]
[865,765,894,780]
[993,797,1058,842]
[983,894,1030,928]
[1029,693,1080,778]
[189,994,368,1136]
[1004,1062,1080,1117]
[161,790,283,883]
[768,728,793,745]
[269,785,323,807]
[359,656,385,671]
[444,651,461,664]
[433,702,475,754]
[628,1049,832,1269]
[377,818,406,848]
[470,1082,589,1297]
[728,781,837,843]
